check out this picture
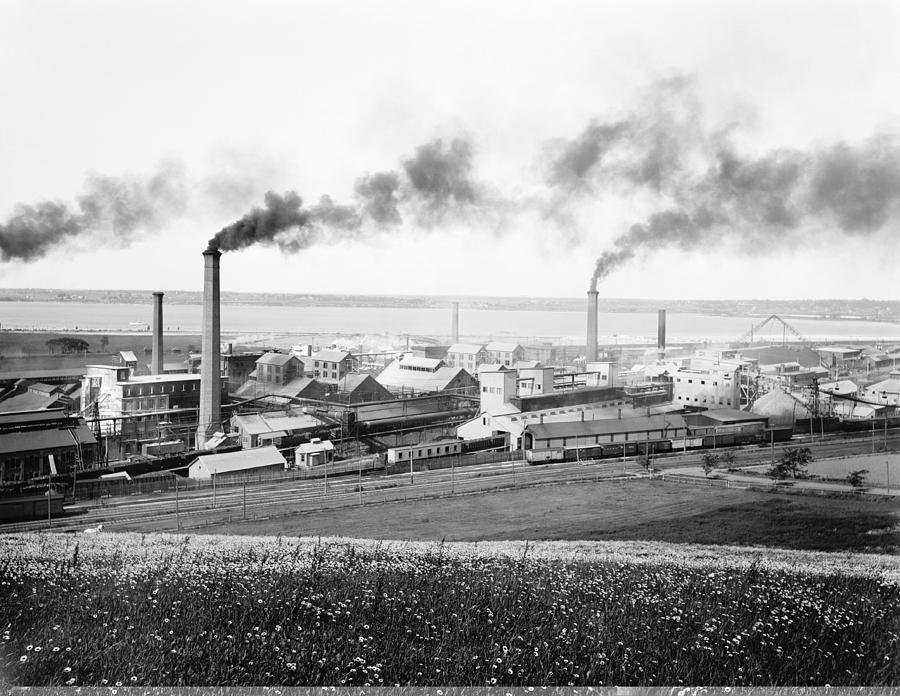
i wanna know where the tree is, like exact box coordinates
[701,452,720,477]
[846,469,869,489]
[99,335,109,352]
[768,446,813,480]
[720,450,738,468]
[46,337,90,354]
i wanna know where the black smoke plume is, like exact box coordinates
[0,161,188,262]
[354,171,401,227]
[402,138,480,221]
[207,191,309,252]
[589,134,900,289]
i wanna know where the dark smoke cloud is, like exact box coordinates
[402,138,480,220]
[589,131,900,289]
[354,171,401,226]
[207,191,309,252]
[0,161,188,262]
[546,121,629,191]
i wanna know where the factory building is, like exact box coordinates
[671,363,742,409]
[311,350,355,385]
[682,409,769,436]
[864,370,900,406]
[333,374,394,403]
[187,446,286,481]
[221,349,266,393]
[816,346,863,376]
[0,409,98,484]
[516,366,555,397]
[446,343,489,372]
[234,375,329,403]
[523,414,688,451]
[0,380,81,413]
[376,356,477,396]
[230,410,327,449]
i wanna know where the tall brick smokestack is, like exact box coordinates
[197,248,221,448]
[657,309,667,361]
[451,301,459,344]
[151,292,164,375]
[586,290,598,363]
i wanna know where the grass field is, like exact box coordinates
[1,533,897,687]
[138,479,900,554]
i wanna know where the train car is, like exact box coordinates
[386,440,463,465]
[461,433,510,454]
[0,494,65,523]
[525,447,564,464]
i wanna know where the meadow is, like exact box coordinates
[2,533,898,687]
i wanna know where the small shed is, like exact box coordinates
[294,439,335,469]
[188,446,287,480]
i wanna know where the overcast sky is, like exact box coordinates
[1,0,898,300]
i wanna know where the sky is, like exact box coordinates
[0,0,898,300]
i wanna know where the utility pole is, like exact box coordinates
[47,454,56,529]
[242,481,247,520]
[213,473,217,509]
[175,475,181,530]
[872,419,876,454]
[358,458,362,505]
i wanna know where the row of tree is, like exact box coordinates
[702,445,870,488]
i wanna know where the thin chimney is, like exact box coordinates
[451,301,459,344]
[197,248,222,448]
[151,292,164,375]
[658,309,667,361]
[586,290,599,363]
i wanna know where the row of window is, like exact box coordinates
[395,444,459,459]
[675,395,733,405]
[123,382,198,398]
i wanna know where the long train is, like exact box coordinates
[526,427,792,464]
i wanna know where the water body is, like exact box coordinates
[0,301,897,344]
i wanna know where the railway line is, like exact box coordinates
[2,432,896,534]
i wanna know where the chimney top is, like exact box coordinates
[203,246,222,257]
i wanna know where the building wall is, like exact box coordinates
[447,348,488,372]
[672,366,741,409]
[479,371,518,412]
[517,367,555,396]
[313,357,353,384]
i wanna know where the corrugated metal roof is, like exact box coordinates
[190,446,286,475]
[0,424,97,455]
[119,351,138,362]
[399,356,444,370]
[526,414,687,441]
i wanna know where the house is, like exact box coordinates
[0,409,99,483]
[294,438,335,468]
[187,446,287,480]
[445,343,489,372]
[310,350,354,385]
[255,352,303,386]
[486,342,525,367]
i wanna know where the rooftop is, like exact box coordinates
[256,352,297,366]
[448,343,486,354]
[526,413,687,441]
[312,350,351,363]
[190,446,286,474]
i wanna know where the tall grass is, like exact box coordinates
[1,533,897,686]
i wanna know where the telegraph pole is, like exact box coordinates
[175,475,181,530]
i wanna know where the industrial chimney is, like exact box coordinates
[197,248,222,448]
[151,292,164,375]
[586,290,598,363]
[657,309,667,361]
[451,301,459,344]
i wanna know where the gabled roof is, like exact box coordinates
[399,356,444,371]
[377,362,475,392]
[448,343,486,355]
[119,351,137,363]
[312,350,351,363]
[486,342,523,353]
[296,440,335,454]
[190,446,286,474]
[476,363,510,374]
[256,352,297,366]
[516,361,544,370]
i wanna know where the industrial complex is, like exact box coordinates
[0,250,897,513]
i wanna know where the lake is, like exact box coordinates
[0,301,897,344]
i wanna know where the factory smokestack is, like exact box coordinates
[586,289,598,363]
[151,292,164,375]
[197,248,222,448]
[451,302,459,344]
[657,309,667,361]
